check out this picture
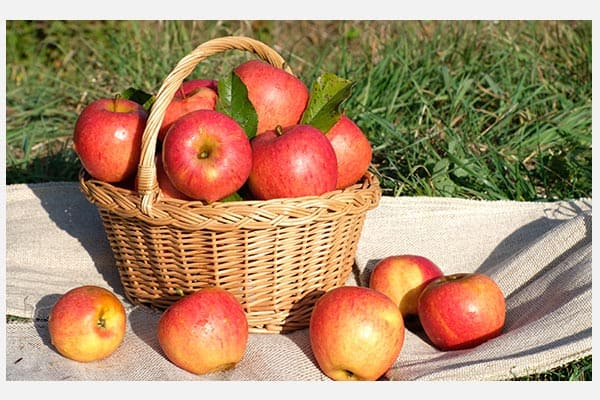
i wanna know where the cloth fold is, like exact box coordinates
[5,182,592,380]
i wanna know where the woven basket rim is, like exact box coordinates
[79,168,381,231]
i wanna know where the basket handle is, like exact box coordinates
[137,35,294,216]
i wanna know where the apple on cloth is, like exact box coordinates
[157,288,249,375]
[369,254,443,322]
[417,272,506,351]
[48,285,126,362]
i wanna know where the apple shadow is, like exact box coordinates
[127,306,165,357]
[33,293,63,353]
[28,182,126,299]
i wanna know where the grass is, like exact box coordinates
[4,20,592,380]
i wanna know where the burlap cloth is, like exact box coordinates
[5,182,592,381]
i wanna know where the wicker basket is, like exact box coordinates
[78,35,381,333]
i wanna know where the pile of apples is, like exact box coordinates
[73,59,373,202]
[47,254,506,380]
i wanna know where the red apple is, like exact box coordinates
[369,255,443,321]
[48,285,126,362]
[309,286,405,381]
[157,287,249,375]
[162,109,252,202]
[234,59,309,134]
[326,115,373,189]
[73,97,148,183]
[158,79,218,141]
[247,124,338,199]
[135,154,192,200]
[417,273,506,351]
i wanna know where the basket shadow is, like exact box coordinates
[28,183,126,299]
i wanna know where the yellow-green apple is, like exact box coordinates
[417,272,506,351]
[158,79,218,141]
[157,287,249,375]
[309,286,405,381]
[325,114,373,189]
[247,124,338,199]
[369,254,443,327]
[162,109,252,202]
[48,285,126,362]
[73,97,148,183]
[234,59,309,134]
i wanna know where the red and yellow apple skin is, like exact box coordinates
[417,273,506,351]
[309,286,405,381]
[248,124,338,200]
[162,109,252,202]
[234,59,309,134]
[157,287,249,375]
[48,285,127,362]
[158,79,218,141]
[326,115,373,189]
[369,254,443,319]
[73,98,148,183]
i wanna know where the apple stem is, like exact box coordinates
[112,94,122,112]
[97,317,106,329]
[275,125,284,136]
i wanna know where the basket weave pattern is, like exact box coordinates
[79,36,381,333]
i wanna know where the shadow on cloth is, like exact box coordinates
[29,183,126,298]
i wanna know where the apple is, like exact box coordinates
[73,97,148,183]
[158,79,218,141]
[234,59,309,134]
[369,255,443,325]
[417,272,506,351]
[48,285,126,362]
[326,115,373,189]
[247,124,338,200]
[135,154,192,200]
[309,286,405,381]
[162,109,252,202]
[157,287,249,375]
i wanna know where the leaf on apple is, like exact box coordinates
[120,87,156,111]
[301,72,355,133]
[216,72,259,139]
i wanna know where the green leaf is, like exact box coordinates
[301,72,355,133]
[120,87,155,111]
[216,71,258,139]
[219,191,244,202]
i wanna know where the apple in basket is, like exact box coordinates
[135,154,192,200]
[369,254,443,327]
[247,124,338,200]
[417,272,506,351]
[309,286,405,381]
[162,109,252,202]
[48,285,126,362]
[234,59,309,134]
[157,287,249,375]
[325,114,373,189]
[158,79,218,141]
[73,97,148,183]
